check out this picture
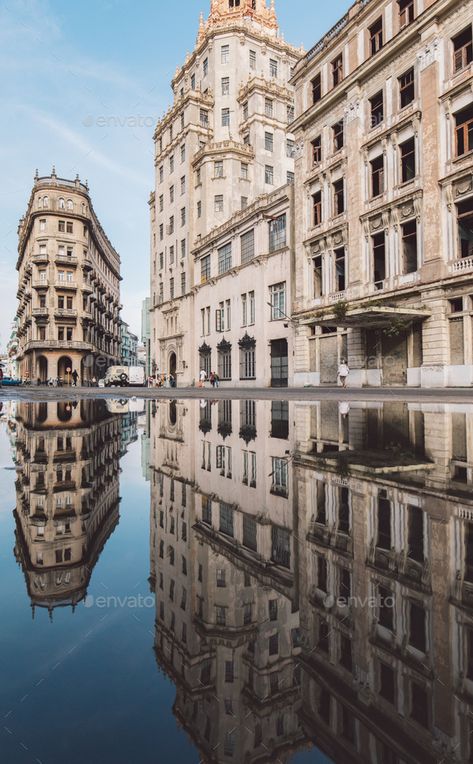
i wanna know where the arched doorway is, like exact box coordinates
[57,356,73,384]
[169,352,177,379]
[36,355,48,383]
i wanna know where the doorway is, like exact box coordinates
[270,339,288,387]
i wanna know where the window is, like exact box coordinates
[221,44,230,64]
[169,278,174,299]
[249,49,256,69]
[399,68,415,108]
[399,0,414,27]
[243,514,257,550]
[271,524,290,566]
[312,73,321,104]
[249,291,255,324]
[377,496,391,549]
[180,176,185,194]
[409,602,426,651]
[214,160,224,178]
[271,459,288,497]
[458,199,473,258]
[369,17,383,56]
[402,220,418,273]
[218,242,232,274]
[221,76,229,95]
[159,194,163,211]
[265,131,274,152]
[39,219,46,231]
[453,27,473,73]
[241,196,248,209]
[269,633,279,655]
[222,108,230,127]
[169,155,174,173]
[287,171,294,184]
[169,215,174,234]
[203,57,208,76]
[269,214,286,251]
[312,191,322,226]
[333,179,344,215]
[159,165,164,183]
[241,162,248,179]
[197,200,202,218]
[371,155,384,197]
[215,195,224,213]
[286,139,295,158]
[181,208,186,225]
[218,345,232,379]
[370,90,384,127]
[220,502,234,536]
[240,229,255,264]
[410,682,429,728]
[408,505,424,562]
[269,58,278,78]
[181,238,186,258]
[265,165,274,184]
[335,248,346,291]
[181,271,186,295]
[332,54,343,87]
[379,662,395,704]
[58,220,65,232]
[311,135,322,164]
[378,584,394,629]
[241,293,247,326]
[240,344,255,379]
[455,104,473,157]
[200,109,209,127]
[287,104,295,122]
[265,98,273,118]
[201,254,211,282]
[400,137,416,182]
[333,120,344,151]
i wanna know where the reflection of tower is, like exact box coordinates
[150,399,306,762]
[13,400,121,617]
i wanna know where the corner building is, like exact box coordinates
[291,0,473,387]
[150,0,301,385]
[16,169,121,384]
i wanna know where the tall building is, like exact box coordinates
[141,296,151,375]
[119,319,139,366]
[16,169,121,384]
[291,0,473,388]
[150,0,301,385]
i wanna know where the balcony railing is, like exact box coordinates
[54,308,78,318]
[54,280,77,290]
[450,256,473,274]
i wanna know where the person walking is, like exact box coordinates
[337,359,349,388]
[209,371,215,388]
[214,372,220,389]
[71,369,79,387]
[199,369,207,388]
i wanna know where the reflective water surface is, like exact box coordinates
[1,396,472,763]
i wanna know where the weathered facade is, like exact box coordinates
[291,0,473,387]
[16,169,121,384]
[149,0,301,385]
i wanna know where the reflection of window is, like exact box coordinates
[271,401,289,439]
[271,524,290,566]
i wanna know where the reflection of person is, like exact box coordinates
[339,401,350,418]
[337,359,349,388]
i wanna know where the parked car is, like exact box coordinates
[103,366,146,387]
[1,377,22,386]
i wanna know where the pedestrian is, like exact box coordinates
[92,376,97,387]
[337,359,349,388]
[214,372,219,389]
[209,371,215,388]
[199,369,207,388]
[72,369,79,387]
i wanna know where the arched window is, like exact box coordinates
[43,195,49,208]
[58,197,65,209]
[66,199,73,210]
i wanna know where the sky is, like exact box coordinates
[0,0,351,350]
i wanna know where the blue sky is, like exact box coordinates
[0,0,350,349]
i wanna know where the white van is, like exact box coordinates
[103,366,146,387]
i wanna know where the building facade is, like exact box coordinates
[120,319,139,366]
[149,0,301,385]
[291,0,473,388]
[16,169,121,384]
[141,296,151,375]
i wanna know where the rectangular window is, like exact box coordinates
[221,76,229,95]
[180,207,186,226]
[219,502,234,536]
[312,73,321,104]
[370,90,384,127]
[271,459,288,497]
[201,254,211,282]
[335,247,346,291]
[369,17,383,56]
[311,135,322,164]
[333,179,344,215]
[333,120,344,152]
[241,196,248,209]
[371,155,384,197]
[269,214,286,251]
[240,346,255,379]
[265,164,274,184]
[241,293,247,326]
[249,291,255,324]
[221,108,230,127]
[197,200,202,218]
[399,67,415,108]
[66,222,73,233]
[221,44,230,64]
[455,104,473,157]
[249,49,256,69]
[243,514,257,550]
[377,496,391,549]
[401,219,418,273]
[180,176,185,194]
[271,524,291,566]
[286,139,295,158]
[214,160,224,178]
[458,199,473,258]
[399,0,414,28]
[181,271,186,295]
[265,131,274,152]
[203,57,208,76]
[312,191,322,226]
[265,98,273,118]
[379,662,395,704]
[218,242,232,274]
[241,162,248,179]
[200,109,209,127]
[287,104,294,122]
[214,194,224,213]
[269,58,278,78]
[287,171,294,184]
[407,505,424,562]
[240,229,255,264]
[453,27,473,73]
[409,601,426,652]
[331,54,343,87]
[400,137,416,182]
[180,144,185,162]
[169,278,174,299]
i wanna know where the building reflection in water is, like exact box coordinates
[148,398,473,764]
[13,400,136,618]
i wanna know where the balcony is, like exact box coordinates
[32,280,49,289]
[22,339,94,352]
[450,256,473,275]
[54,308,78,319]
[54,280,77,290]
[82,256,93,271]
[31,252,49,264]
[55,253,78,267]
[32,307,49,318]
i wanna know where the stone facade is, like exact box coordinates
[16,169,121,384]
[291,0,473,388]
[149,0,301,386]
